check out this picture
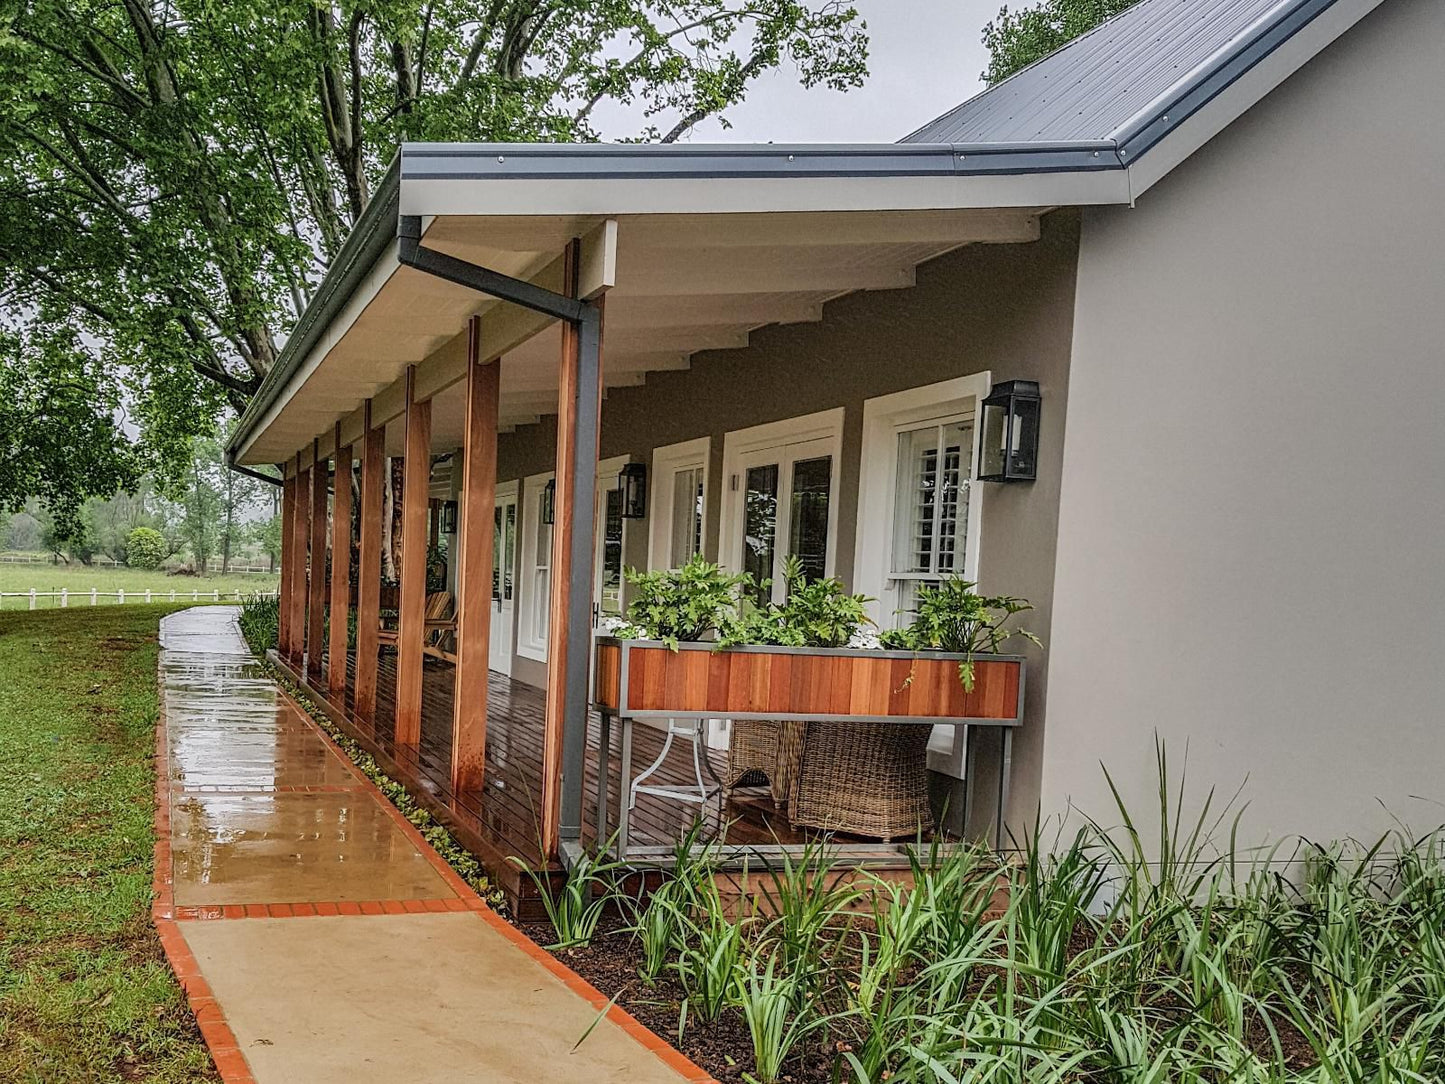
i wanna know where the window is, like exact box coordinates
[854,375,990,630]
[670,466,705,565]
[720,410,843,605]
[518,471,554,661]
[890,419,972,616]
[598,488,624,615]
[647,437,711,571]
[491,502,517,603]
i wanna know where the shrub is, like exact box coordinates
[124,526,166,569]
[721,555,872,648]
[238,592,279,654]
[880,576,1039,689]
[623,554,753,647]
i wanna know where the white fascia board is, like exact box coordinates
[400,170,1132,219]
[233,242,401,464]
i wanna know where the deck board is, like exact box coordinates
[291,644,933,912]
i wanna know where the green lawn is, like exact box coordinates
[0,606,217,1082]
[0,565,276,610]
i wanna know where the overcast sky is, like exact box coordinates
[591,1,997,144]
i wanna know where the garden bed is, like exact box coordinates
[512,781,1445,1084]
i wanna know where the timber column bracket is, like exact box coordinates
[397,215,611,862]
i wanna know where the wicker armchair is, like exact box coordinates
[725,720,805,805]
[786,722,934,840]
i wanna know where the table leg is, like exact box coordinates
[963,724,977,845]
[596,710,612,853]
[995,727,1014,851]
[618,716,633,861]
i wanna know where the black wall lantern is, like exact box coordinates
[541,478,556,525]
[978,379,1041,483]
[617,461,648,519]
[439,500,458,534]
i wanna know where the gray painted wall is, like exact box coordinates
[1044,0,1445,851]
[496,213,1081,817]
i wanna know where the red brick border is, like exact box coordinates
[153,678,257,1084]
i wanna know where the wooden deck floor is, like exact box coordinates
[281,645,910,911]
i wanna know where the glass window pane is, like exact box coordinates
[892,429,936,576]
[493,506,502,601]
[503,503,515,601]
[600,488,624,615]
[743,464,778,607]
[788,455,832,585]
[936,420,971,574]
[669,467,704,566]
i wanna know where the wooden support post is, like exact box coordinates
[278,470,296,658]
[542,240,603,857]
[428,500,441,553]
[354,401,384,722]
[395,366,431,746]
[287,455,309,669]
[307,439,328,682]
[329,423,353,701]
[452,317,497,796]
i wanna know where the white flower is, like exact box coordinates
[598,615,642,638]
[847,629,884,651]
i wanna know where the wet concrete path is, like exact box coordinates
[156,607,703,1084]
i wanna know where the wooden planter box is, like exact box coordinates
[593,637,1024,724]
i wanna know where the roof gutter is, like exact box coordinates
[400,140,1127,182]
[226,156,401,468]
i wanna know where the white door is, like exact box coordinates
[729,435,838,605]
[490,484,519,675]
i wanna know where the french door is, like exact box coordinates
[729,435,837,606]
[489,484,518,675]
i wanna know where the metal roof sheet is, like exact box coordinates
[903,0,1327,146]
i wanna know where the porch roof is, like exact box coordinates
[229,142,1125,469]
[229,0,1380,469]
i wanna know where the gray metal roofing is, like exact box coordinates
[902,0,1338,149]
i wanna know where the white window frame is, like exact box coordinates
[647,437,711,571]
[518,469,555,663]
[719,408,844,596]
[855,374,990,779]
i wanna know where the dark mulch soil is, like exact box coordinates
[520,912,1325,1081]
[523,916,841,1083]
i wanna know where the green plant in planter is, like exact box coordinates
[721,556,873,648]
[880,577,1039,691]
[621,553,754,648]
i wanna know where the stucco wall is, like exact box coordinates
[1044,0,1445,851]
[496,213,1080,819]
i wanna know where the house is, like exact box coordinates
[228,0,1445,905]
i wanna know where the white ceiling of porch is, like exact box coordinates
[239,207,1044,465]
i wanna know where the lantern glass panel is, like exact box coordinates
[980,400,1009,479]
[1009,396,1040,479]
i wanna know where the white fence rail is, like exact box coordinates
[1,589,278,610]
[0,554,277,573]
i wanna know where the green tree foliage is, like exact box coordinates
[981,0,1138,84]
[0,0,868,520]
[0,329,138,537]
[124,526,166,569]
